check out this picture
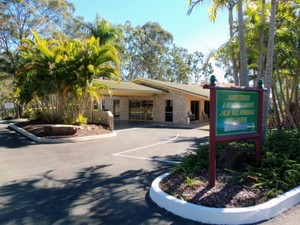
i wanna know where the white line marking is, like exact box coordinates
[114,155,180,164]
[113,135,180,164]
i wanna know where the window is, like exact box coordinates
[190,101,199,121]
[129,100,153,120]
[113,100,120,119]
[165,100,173,122]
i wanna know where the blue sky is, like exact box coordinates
[69,0,230,55]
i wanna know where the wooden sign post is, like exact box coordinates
[204,76,266,187]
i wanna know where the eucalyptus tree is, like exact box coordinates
[0,0,78,117]
[188,51,214,84]
[121,21,201,83]
[168,46,190,83]
[121,22,174,81]
[0,0,75,52]
[17,32,120,123]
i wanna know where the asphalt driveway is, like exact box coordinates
[0,120,299,225]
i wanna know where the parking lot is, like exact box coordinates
[0,120,299,225]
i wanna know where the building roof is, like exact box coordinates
[132,78,210,100]
[96,78,210,99]
[95,79,163,97]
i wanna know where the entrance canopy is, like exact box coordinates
[96,80,163,97]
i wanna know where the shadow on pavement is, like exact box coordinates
[0,126,34,148]
[0,162,203,225]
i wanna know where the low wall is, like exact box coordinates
[87,110,114,131]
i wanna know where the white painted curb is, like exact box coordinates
[9,124,116,143]
[150,173,300,225]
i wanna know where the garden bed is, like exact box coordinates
[15,121,111,139]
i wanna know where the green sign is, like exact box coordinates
[216,90,258,136]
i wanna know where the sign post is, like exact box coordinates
[204,76,266,187]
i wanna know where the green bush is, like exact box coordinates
[174,129,300,198]
[243,129,300,197]
[174,143,226,176]
[62,114,76,125]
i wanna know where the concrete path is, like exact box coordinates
[0,120,299,225]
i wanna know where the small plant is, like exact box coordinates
[185,176,203,187]
[76,113,87,125]
[185,176,196,187]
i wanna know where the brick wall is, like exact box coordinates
[101,90,207,124]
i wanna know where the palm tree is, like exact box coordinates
[236,0,249,86]
[210,0,239,85]
[257,0,266,82]
[188,0,249,86]
[85,17,123,46]
[262,0,279,137]
[17,32,120,123]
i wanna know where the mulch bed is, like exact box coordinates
[160,170,269,208]
[15,121,111,139]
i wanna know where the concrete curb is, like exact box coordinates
[9,124,117,144]
[150,173,300,225]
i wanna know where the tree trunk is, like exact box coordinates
[274,74,290,129]
[237,0,249,87]
[271,82,281,129]
[278,74,296,129]
[228,4,239,86]
[295,54,300,127]
[262,0,277,142]
[257,0,266,82]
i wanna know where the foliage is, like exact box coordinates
[0,0,81,118]
[174,143,226,176]
[16,32,120,124]
[85,16,123,47]
[188,51,213,84]
[121,21,213,83]
[243,129,300,197]
[76,113,87,125]
[0,0,75,51]
[121,22,174,81]
[174,130,300,199]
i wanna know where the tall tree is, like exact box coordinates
[236,0,249,86]
[121,21,206,83]
[188,0,249,86]
[121,22,173,81]
[188,51,213,84]
[0,0,75,52]
[85,16,123,47]
[262,0,278,137]
[168,46,191,83]
[0,0,77,117]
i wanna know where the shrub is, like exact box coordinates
[174,143,226,176]
[173,129,300,198]
[243,129,300,197]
